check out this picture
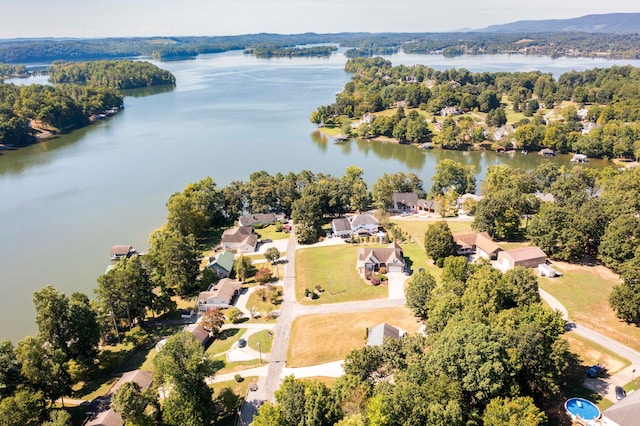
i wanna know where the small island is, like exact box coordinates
[243,44,338,58]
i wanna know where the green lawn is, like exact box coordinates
[210,377,256,426]
[539,262,640,351]
[392,219,473,245]
[213,354,262,374]
[207,328,247,356]
[254,223,290,241]
[248,330,273,354]
[246,286,283,319]
[295,245,387,304]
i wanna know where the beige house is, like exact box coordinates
[197,278,242,312]
[497,246,547,270]
[454,232,502,259]
[357,242,405,276]
[221,226,258,253]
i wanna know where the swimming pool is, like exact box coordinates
[565,397,601,422]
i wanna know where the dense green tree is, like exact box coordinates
[153,332,217,426]
[598,214,640,270]
[483,396,546,426]
[264,247,281,264]
[343,346,384,382]
[112,382,149,425]
[472,192,522,240]
[424,221,457,265]
[486,108,507,127]
[292,194,323,244]
[166,177,224,239]
[371,172,423,209]
[235,255,255,282]
[33,286,70,353]
[0,389,45,426]
[41,409,72,426]
[147,227,201,295]
[252,401,283,426]
[429,159,476,197]
[405,270,438,320]
[0,339,21,398]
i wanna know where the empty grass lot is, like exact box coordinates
[539,261,640,351]
[392,218,473,245]
[295,245,387,304]
[287,307,422,367]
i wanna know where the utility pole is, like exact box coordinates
[258,340,262,364]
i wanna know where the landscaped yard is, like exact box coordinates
[246,285,283,319]
[213,354,262,374]
[248,329,273,354]
[539,261,640,351]
[287,307,422,367]
[254,223,290,241]
[295,245,387,304]
[207,328,247,356]
[391,218,473,245]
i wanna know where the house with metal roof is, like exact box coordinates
[206,249,235,278]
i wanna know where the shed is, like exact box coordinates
[497,246,547,270]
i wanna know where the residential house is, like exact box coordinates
[184,323,212,346]
[453,232,502,259]
[85,370,153,426]
[197,278,243,312]
[109,245,136,261]
[357,242,405,276]
[366,323,405,346]
[238,212,285,227]
[602,387,640,426]
[221,226,258,253]
[391,192,419,211]
[496,246,547,270]
[206,249,235,278]
[440,106,460,116]
[416,199,436,213]
[350,213,379,236]
[331,217,352,238]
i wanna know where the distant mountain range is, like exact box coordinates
[475,13,640,34]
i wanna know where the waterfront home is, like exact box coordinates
[391,192,419,211]
[366,323,405,346]
[221,226,258,253]
[197,278,242,312]
[357,242,405,277]
[453,232,502,260]
[206,249,235,278]
[238,212,285,227]
[440,106,460,116]
[496,246,547,271]
[109,245,136,261]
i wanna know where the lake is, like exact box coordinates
[1,50,639,342]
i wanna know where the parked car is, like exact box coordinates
[586,364,605,378]
[615,386,626,400]
[238,338,247,348]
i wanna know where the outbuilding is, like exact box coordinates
[497,246,547,270]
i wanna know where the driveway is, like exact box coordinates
[386,271,407,300]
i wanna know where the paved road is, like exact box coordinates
[538,289,640,402]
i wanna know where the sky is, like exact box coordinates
[2,0,640,38]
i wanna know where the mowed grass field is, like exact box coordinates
[539,261,640,352]
[287,307,422,367]
[295,245,387,304]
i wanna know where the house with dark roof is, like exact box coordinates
[85,370,153,426]
[238,212,285,227]
[206,249,235,278]
[416,199,436,213]
[221,226,258,253]
[602,388,640,426]
[366,323,405,346]
[197,278,242,312]
[357,242,405,276]
[391,192,419,211]
[454,232,502,260]
[497,246,547,270]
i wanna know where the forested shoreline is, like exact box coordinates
[0,31,639,64]
[0,60,174,147]
[312,57,640,159]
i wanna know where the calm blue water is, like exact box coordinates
[565,398,601,420]
[1,50,638,341]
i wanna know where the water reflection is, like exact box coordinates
[121,84,176,98]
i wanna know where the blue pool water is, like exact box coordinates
[565,398,601,421]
